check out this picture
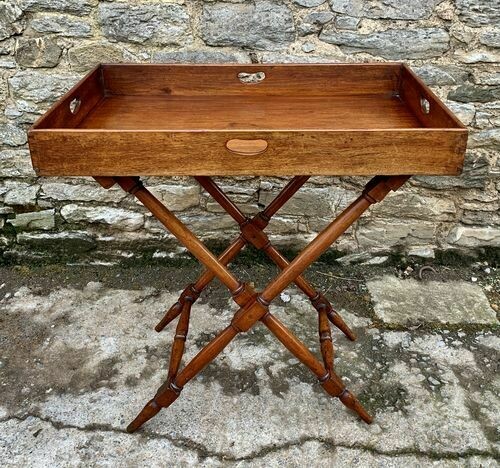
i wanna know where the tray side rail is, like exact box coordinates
[398,64,466,130]
[29,65,106,174]
[100,63,402,97]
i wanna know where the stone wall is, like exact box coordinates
[0,0,499,263]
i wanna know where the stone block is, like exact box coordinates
[99,2,191,46]
[445,101,476,126]
[448,85,500,103]
[146,185,200,212]
[456,0,500,27]
[152,50,251,64]
[3,182,38,206]
[16,231,96,252]
[28,14,92,37]
[68,42,124,73]
[468,129,500,149]
[178,213,236,232]
[447,226,500,248]
[357,220,435,249]
[15,37,62,68]
[371,191,456,222]
[259,187,333,217]
[414,65,470,86]
[293,0,325,7]
[328,0,441,20]
[479,28,500,48]
[298,11,334,35]
[200,1,295,51]
[40,182,127,203]
[9,209,55,231]
[320,27,449,59]
[456,49,500,64]
[474,101,500,128]
[0,1,24,41]
[267,216,300,234]
[9,71,79,104]
[19,0,97,15]
[334,15,360,31]
[61,204,144,232]
[0,150,35,177]
[0,124,28,147]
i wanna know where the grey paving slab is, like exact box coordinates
[367,276,498,325]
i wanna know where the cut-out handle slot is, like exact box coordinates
[226,139,268,156]
[420,96,430,114]
[69,97,81,114]
[238,72,265,84]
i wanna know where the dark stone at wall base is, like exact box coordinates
[16,232,97,254]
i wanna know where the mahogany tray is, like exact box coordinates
[28,63,467,176]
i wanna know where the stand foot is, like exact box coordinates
[155,302,182,332]
[126,385,180,433]
[339,389,373,424]
[126,400,161,433]
[327,309,357,341]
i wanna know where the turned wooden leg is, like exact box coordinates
[338,389,373,424]
[155,283,200,333]
[265,246,356,340]
[167,302,192,381]
[318,307,334,374]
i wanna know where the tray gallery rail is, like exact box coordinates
[28,63,467,432]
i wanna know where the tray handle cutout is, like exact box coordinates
[238,72,265,84]
[226,139,268,156]
[420,96,430,114]
[69,97,81,115]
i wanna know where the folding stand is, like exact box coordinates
[94,174,410,433]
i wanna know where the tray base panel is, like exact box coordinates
[79,94,422,131]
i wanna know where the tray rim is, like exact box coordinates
[30,62,466,132]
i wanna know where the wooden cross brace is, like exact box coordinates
[94,174,410,433]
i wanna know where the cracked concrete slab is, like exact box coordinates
[367,276,498,325]
[0,265,498,466]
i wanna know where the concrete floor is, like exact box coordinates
[0,261,498,467]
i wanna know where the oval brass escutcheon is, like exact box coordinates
[226,139,268,156]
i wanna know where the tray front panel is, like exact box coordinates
[30,129,466,176]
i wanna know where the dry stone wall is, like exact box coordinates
[0,0,499,263]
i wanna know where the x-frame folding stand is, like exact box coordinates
[94,174,410,433]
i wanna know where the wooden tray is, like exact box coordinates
[28,63,467,176]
